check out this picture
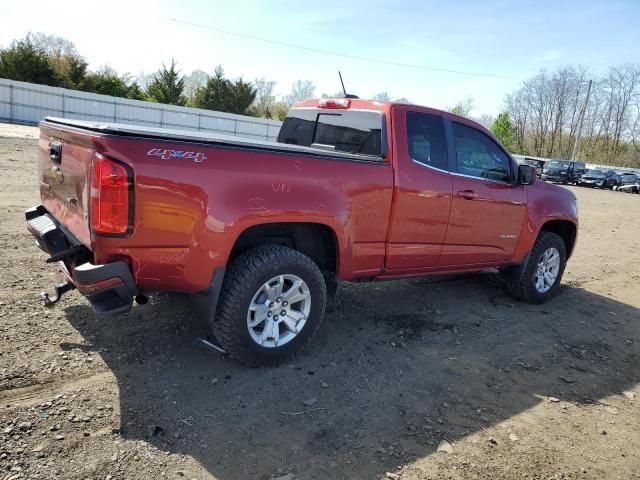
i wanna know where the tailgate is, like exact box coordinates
[38,125,93,248]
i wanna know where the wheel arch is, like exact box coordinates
[539,219,577,258]
[228,221,341,276]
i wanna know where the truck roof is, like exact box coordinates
[292,98,492,135]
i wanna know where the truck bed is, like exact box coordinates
[44,117,383,163]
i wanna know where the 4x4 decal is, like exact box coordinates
[147,148,207,163]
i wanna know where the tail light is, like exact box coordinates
[90,154,133,236]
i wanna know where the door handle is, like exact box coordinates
[456,190,479,200]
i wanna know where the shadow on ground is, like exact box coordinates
[62,274,639,479]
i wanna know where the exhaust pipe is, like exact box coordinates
[135,294,149,305]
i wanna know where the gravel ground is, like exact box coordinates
[0,123,638,480]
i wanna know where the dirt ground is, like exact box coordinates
[0,123,638,480]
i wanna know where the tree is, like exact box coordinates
[231,77,257,115]
[503,64,640,166]
[450,97,474,117]
[81,68,144,100]
[145,59,186,106]
[59,54,89,89]
[272,102,290,121]
[285,80,316,105]
[192,66,256,115]
[373,92,391,101]
[28,32,78,58]
[253,77,276,118]
[490,112,515,150]
[136,72,154,91]
[0,37,59,86]
[475,113,495,129]
[320,91,345,99]
[183,70,208,103]
[193,66,230,111]
[26,32,87,89]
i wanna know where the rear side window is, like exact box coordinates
[406,112,448,171]
[277,109,383,157]
[452,122,512,182]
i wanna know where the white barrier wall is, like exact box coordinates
[0,78,282,141]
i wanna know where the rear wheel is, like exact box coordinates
[213,245,327,367]
[507,232,567,303]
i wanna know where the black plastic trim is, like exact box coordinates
[502,251,531,284]
[190,267,226,322]
[74,262,138,315]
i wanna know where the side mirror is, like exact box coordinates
[518,164,536,185]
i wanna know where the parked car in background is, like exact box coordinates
[541,160,586,184]
[617,172,638,187]
[615,182,640,193]
[578,169,618,188]
[521,158,545,178]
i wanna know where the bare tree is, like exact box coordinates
[475,113,495,129]
[183,70,209,101]
[27,32,78,57]
[284,80,316,106]
[504,64,640,167]
[449,97,474,118]
[373,92,391,101]
[253,77,277,118]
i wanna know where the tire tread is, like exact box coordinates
[507,231,567,304]
[213,245,326,367]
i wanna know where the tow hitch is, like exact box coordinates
[41,280,75,307]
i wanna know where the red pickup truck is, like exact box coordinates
[26,98,578,366]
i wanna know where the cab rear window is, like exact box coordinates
[277,109,384,157]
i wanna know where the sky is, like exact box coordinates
[1,0,639,116]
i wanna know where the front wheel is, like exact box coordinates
[213,245,327,367]
[506,232,567,303]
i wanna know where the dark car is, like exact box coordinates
[579,169,618,188]
[618,172,639,186]
[521,158,545,178]
[541,160,586,184]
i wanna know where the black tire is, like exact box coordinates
[506,231,567,304]
[213,245,327,367]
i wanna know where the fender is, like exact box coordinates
[512,182,579,262]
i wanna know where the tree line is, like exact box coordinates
[497,65,640,167]
[0,32,407,121]
[4,33,637,166]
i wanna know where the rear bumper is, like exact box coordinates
[25,205,138,314]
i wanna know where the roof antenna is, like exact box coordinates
[338,71,359,99]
